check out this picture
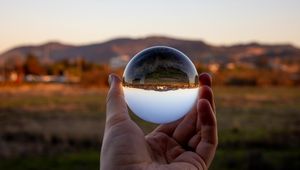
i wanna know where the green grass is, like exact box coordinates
[210,148,300,170]
[0,150,99,170]
[1,149,299,170]
[0,85,300,169]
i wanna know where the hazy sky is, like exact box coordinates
[1,0,300,53]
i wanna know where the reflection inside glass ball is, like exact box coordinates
[122,46,199,124]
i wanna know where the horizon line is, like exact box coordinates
[1,34,299,54]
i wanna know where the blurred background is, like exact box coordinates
[0,0,299,169]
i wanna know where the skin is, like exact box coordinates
[101,73,217,170]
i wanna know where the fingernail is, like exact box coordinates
[108,74,113,86]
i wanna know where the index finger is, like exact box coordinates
[196,99,218,167]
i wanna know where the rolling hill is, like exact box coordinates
[1,36,299,66]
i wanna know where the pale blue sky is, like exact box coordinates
[1,0,300,53]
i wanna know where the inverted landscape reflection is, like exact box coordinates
[122,46,200,123]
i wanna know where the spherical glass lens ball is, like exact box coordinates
[122,46,199,124]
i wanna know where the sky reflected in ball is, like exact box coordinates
[122,46,199,124]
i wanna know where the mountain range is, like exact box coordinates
[1,36,300,66]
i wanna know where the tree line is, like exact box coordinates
[1,53,300,86]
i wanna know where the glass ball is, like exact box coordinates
[122,46,199,124]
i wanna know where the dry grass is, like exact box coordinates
[0,84,107,157]
[0,84,300,170]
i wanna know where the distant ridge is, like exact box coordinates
[1,36,299,65]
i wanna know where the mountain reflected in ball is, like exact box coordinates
[122,46,199,124]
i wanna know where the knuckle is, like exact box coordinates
[201,85,212,91]
[106,89,122,104]
[106,113,128,127]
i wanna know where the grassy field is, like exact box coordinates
[0,84,299,170]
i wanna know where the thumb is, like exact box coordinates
[106,74,129,127]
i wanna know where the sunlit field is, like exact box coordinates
[0,84,299,170]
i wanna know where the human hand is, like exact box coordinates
[100,73,217,170]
